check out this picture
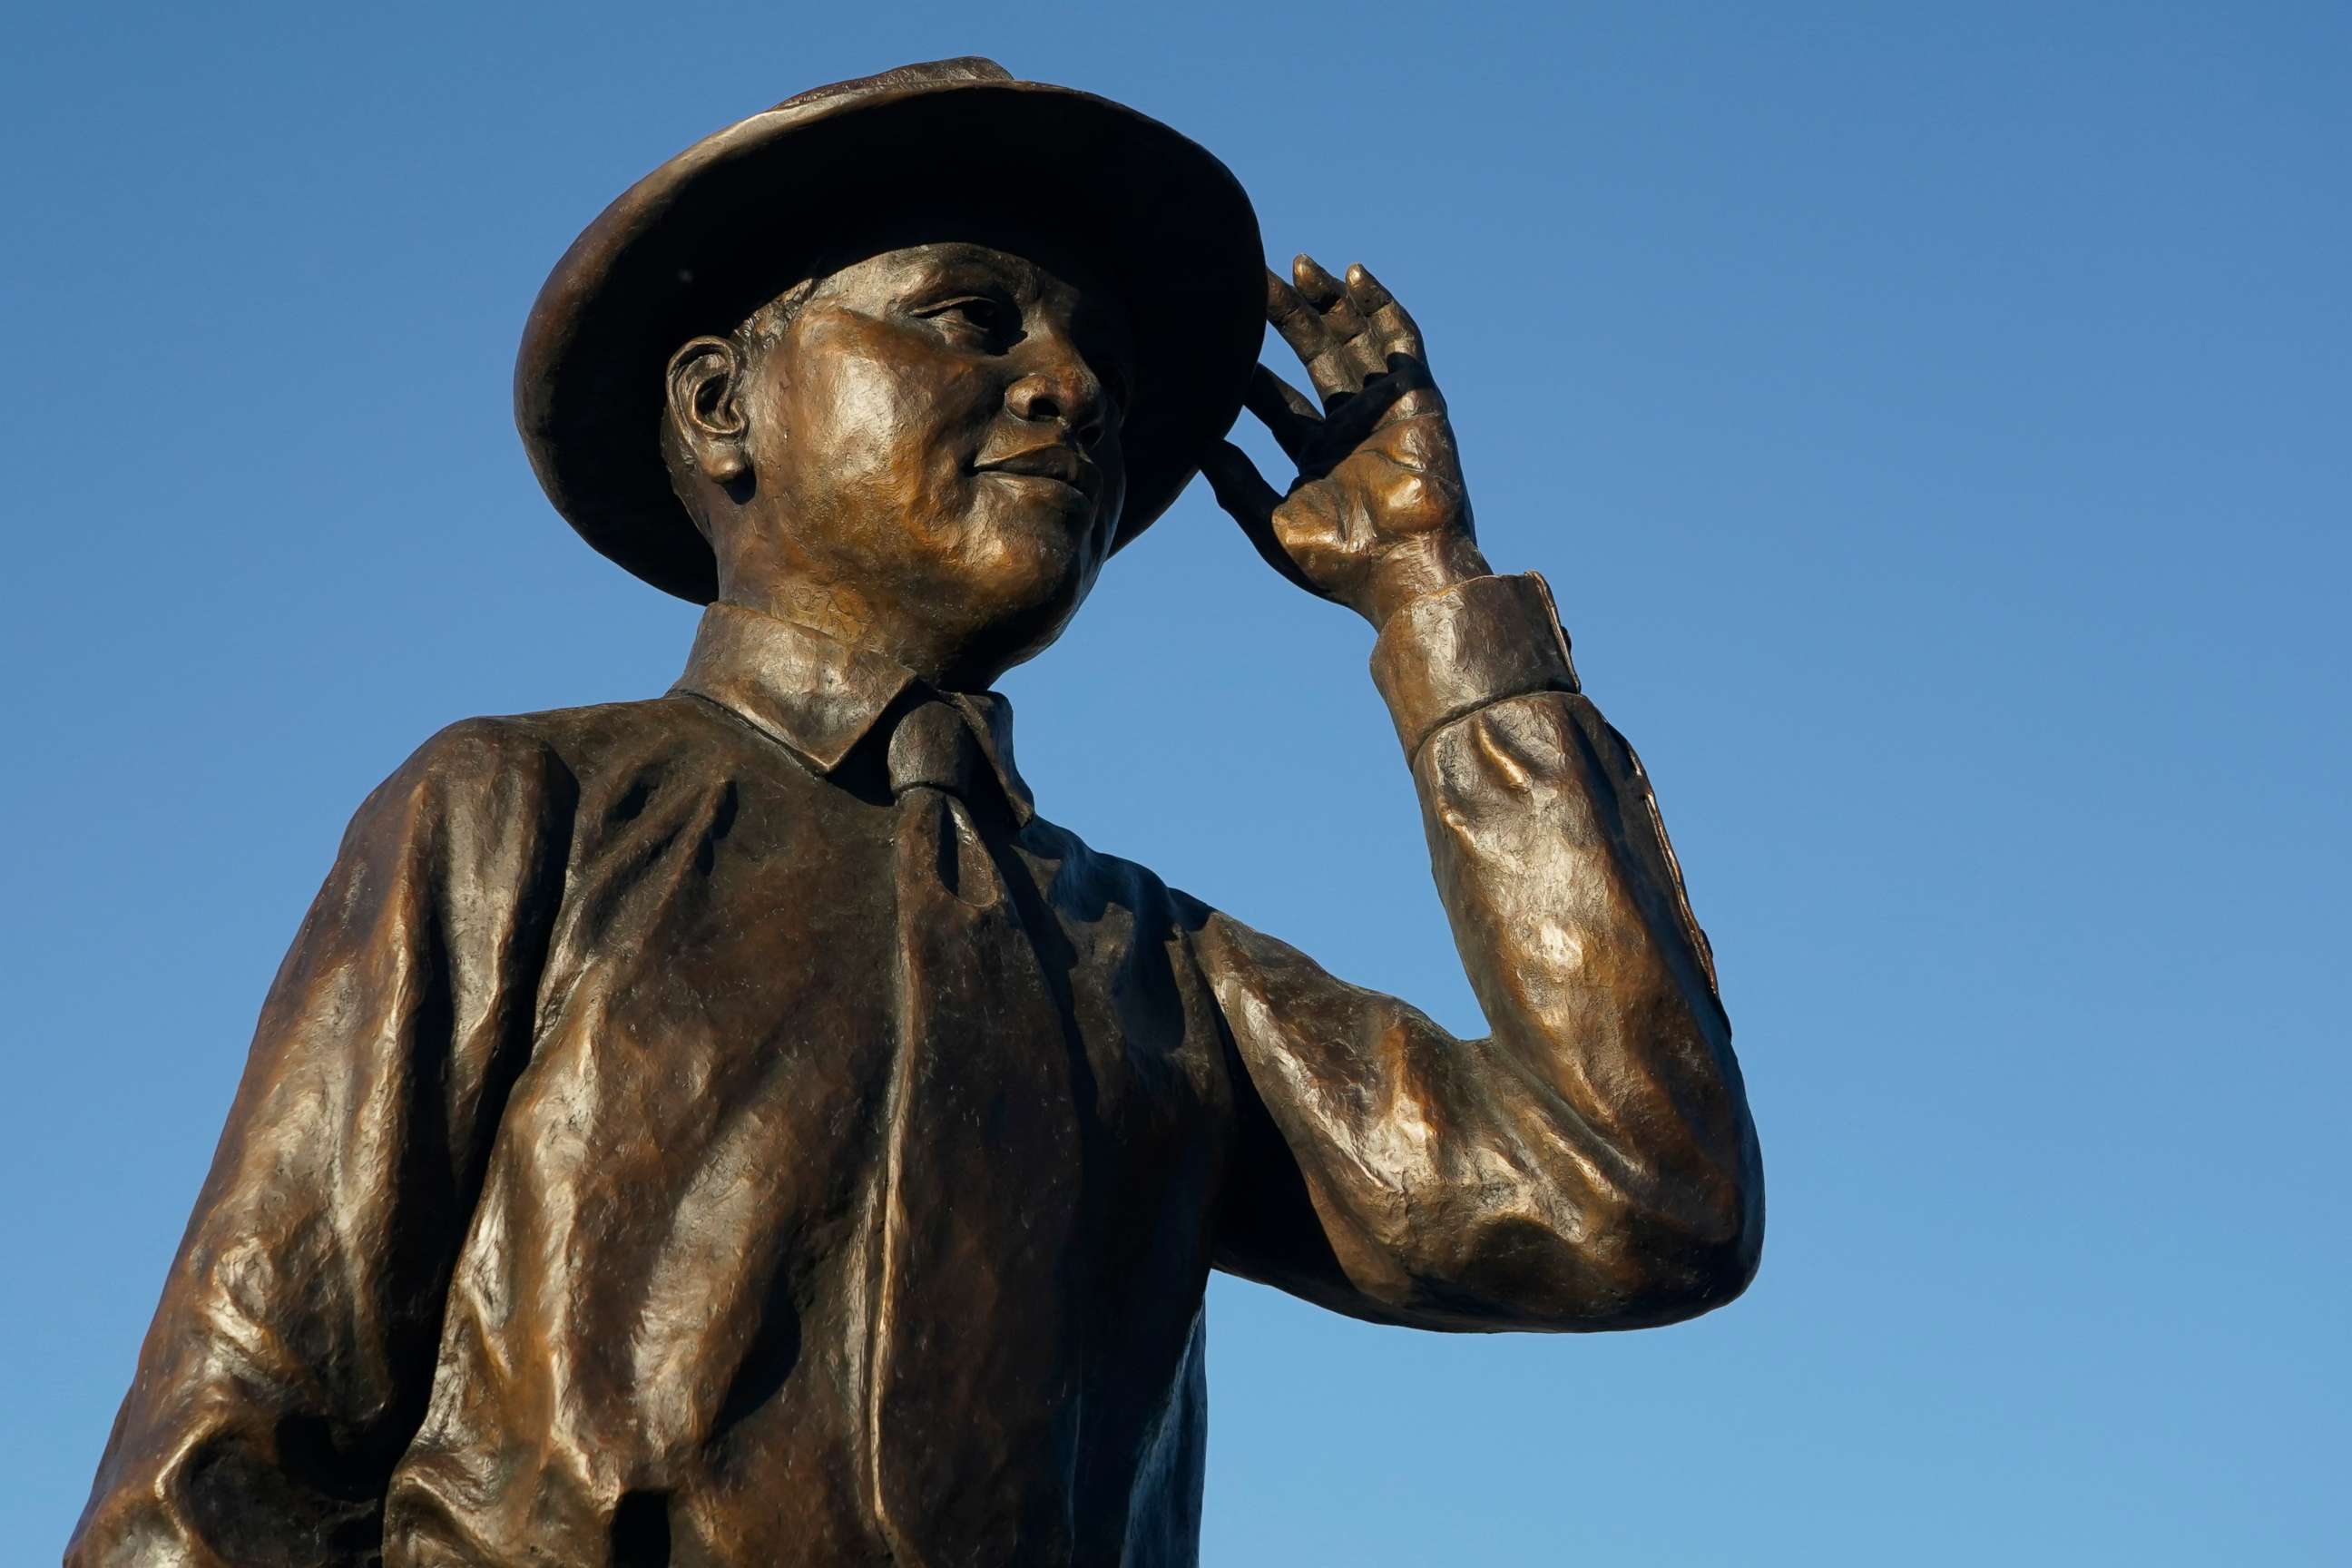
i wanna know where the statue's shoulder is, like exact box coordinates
[1017,812,1212,941]
[376,694,724,815]
[458,691,719,752]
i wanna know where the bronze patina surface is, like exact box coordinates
[70,57,1763,1568]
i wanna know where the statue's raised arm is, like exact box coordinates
[1195,253,1761,1327]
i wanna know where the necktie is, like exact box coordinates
[867,697,1082,1565]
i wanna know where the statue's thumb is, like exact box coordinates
[1199,441,1324,598]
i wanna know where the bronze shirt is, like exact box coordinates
[69,573,1760,1568]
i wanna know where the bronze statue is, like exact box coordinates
[69,58,1762,1567]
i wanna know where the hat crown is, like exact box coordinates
[767,56,1014,117]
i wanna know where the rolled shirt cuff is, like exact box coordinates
[1369,573,1583,758]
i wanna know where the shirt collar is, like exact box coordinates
[671,601,1034,823]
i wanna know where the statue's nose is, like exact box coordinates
[1006,355,1107,451]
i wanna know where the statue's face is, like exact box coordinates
[691,236,1136,685]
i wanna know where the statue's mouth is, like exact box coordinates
[973,443,1099,501]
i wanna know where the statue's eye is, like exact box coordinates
[921,296,1010,342]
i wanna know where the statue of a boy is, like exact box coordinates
[71,58,1762,1568]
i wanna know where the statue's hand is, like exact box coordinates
[1201,255,1489,627]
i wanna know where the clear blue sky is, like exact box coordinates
[5,4,2345,1562]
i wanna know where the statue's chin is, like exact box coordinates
[963,491,1101,593]
[934,542,1097,685]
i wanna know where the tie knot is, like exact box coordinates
[886,698,986,801]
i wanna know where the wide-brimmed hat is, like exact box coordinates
[514,57,1265,603]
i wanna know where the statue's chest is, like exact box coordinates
[489,779,1222,1288]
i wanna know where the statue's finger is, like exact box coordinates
[1300,349,1370,411]
[1198,438,1281,525]
[1200,441,1327,598]
[1341,262,1395,315]
[1290,253,1346,310]
[1271,263,1365,404]
[1345,262,1426,364]
[1265,270,1330,364]
[1293,254,1367,340]
[1244,365,1323,464]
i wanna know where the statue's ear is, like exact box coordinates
[664,336,750,485]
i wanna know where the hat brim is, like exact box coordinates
[515,79,1266,603]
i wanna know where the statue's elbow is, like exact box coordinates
[1443,1175,1761,1331]
[1614,1173,1764,1325]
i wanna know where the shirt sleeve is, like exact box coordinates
[1199,573,1763,1331]
[66,719,574,1568]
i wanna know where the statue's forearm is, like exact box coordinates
[1208,571,1759,1328]
[1377,571,1762,1318]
